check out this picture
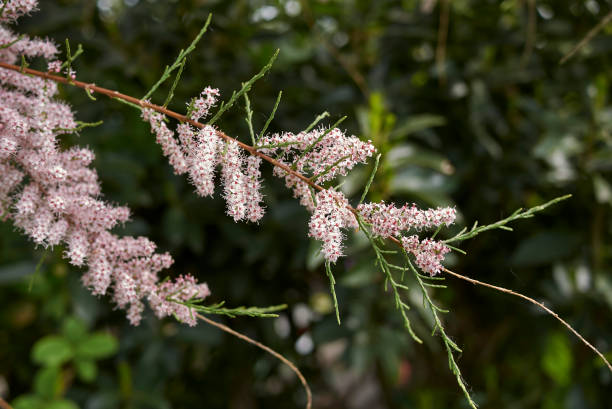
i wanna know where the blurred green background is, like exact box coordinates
[1,0,612,408]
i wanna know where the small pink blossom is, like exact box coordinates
[47,60,61,73]
[308,189,357,263]
[0,0,37,23]
[402,235,451,275]
[189,86,219,122]
[149,274,211,326]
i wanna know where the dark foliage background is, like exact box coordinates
[1,0,612,408]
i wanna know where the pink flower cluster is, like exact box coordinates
[189,86,220,122]
[1,4,210,326]
[257,128,375,261]
[358,202,456,275]
[0,0,36,23]
[47,60,61,73]
[150,274,211,326]
[308,189,358,262]
[221,141,264,222]
[357,202,456,238]
[141,109,265,222]
[258,127,376,197]
[402,235,451,275]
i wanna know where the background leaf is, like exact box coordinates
[31,336,73,367]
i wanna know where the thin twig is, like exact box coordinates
[0,397,13,409]
[435,0,450,86]
[443,268,612,374]
[196,313,312,409]
[560,9,612,65]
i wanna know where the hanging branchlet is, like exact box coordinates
[171,299,287,318]
[61,39,83,81]
[356,214,422,343]
[208,49,279,125]
[163,57,186,108]
[258,90,282,142]
[243,90,256,145]
[143,13,212,100]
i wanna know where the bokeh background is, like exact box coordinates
[1,0,612,408]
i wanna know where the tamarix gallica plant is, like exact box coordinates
[0,1,610,408]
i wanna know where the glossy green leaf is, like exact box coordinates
[75,358,97,382]
[12,394,44,409]
[31,336,73,367]
[390,114,446,140]
[61,317,87,343]
[75,332,118,360]
[541,332,573,386]
[33,365,61,399]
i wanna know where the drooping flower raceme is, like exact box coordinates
[189,86,220,122]
[308,189,358,262]
[141,103,265,223]
[0,0,209,326]
[401,235,451,275]
[357,202,456,238]
[358,201,456,275]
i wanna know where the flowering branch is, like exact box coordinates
[0,58,602,407]
[2,5,609,407]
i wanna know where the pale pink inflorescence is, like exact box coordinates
[244,155,264,222]
[308,189,358,262]
[0,0,37,23]
[0,1,209,326]
[257,128,376,261]
[258,128,376,206]
[189,86,220,122]
[142,87,265,223]
[357,202,456,238]
[4,0,456,300]
[186,124,220,197]
[145,116,377,261]
[401,235,451,275]
[358,201,456,275]
[149,273,210,327]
